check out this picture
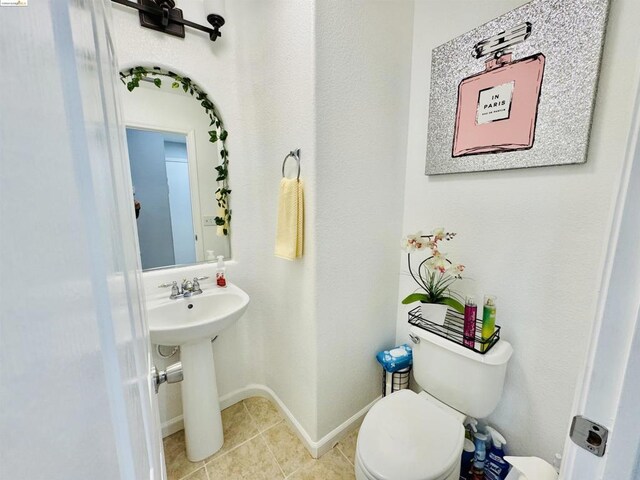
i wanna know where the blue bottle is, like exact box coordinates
[472,432,488,479]
[485,427,509,480]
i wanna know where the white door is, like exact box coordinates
[561,81,640,478]
[0,1,164,479]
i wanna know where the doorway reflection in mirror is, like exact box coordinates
[127,128,198,270]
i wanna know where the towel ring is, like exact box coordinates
[282,149,301,181]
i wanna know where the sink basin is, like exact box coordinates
[145,281,249,462]
[147,283,249,345]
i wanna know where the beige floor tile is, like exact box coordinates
[205,402,260,462]
[206,435,284,480]
[261,422,314,477]
[163,431,204,480]
[182,467,209,480]
[287,448,355,480]
[164,430,187,455]
[243,396,283,432]
[336,427,359,466]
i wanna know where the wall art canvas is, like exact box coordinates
[425,0,610,175]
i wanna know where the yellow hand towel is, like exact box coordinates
[275,178,304,260]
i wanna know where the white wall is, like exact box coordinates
[314,0,414,438]
[229,0,320,438]
[112,0,319,437]
[396,0,640,463]
[112,0,415,443]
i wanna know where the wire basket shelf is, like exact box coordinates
[408,305,501,355]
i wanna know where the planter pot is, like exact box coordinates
[420,302,448,326]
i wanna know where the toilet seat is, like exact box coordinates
[356,390,464,480]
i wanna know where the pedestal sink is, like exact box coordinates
[147,282,249,462]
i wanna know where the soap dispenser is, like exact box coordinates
[216,255,227,287]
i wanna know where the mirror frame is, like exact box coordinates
[120,66,232,236]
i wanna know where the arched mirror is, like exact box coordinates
[119,67,231,271]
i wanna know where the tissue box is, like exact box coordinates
[376,344,412,373]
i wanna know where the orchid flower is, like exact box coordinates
[402,231,429,252]
[401,228,465,313]
[431,227,446,242]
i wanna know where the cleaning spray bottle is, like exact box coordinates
[485,427,509,480]
[471,432,488,480]
[216,255,227,287]
[464,418,478,442]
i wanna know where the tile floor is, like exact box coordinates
[164,397,359,480]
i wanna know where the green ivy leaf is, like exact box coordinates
[153,78,162,88]
[219,130,228,141]
[171,81,179,89]
[209,130,218,142]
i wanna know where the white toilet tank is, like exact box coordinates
[410,325,513,419]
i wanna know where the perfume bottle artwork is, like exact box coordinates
[452,22,545,157]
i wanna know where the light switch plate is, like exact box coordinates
[203,216,217,226]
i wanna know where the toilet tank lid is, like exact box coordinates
[409,325,513,366]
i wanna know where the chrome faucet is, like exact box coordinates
[159,277,209,299]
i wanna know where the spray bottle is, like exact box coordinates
[471,432,488,480]
[481,295,497,352]
[464,418,478,441]
[485,427,509,480]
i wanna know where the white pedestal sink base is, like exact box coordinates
[181,339,223,462]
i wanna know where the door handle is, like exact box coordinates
[152,362,183,394]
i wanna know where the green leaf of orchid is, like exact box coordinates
[441,297,464,313]
[401,293,431,305]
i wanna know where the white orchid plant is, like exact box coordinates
[401,228,465,313]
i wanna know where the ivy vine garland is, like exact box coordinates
[120,66,231,236]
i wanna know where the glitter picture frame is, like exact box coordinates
[425,0,610,175]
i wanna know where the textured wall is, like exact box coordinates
[112,0,415,442]
[314,0,414,438]
[396,0,640,463]
[112,0,319,436]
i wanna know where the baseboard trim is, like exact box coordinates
[161,414,184,438]
[161,384,380,459]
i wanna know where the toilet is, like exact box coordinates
[355,325,514,480]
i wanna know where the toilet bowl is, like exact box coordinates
[355,325,513,480]
[355,390,465,480]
